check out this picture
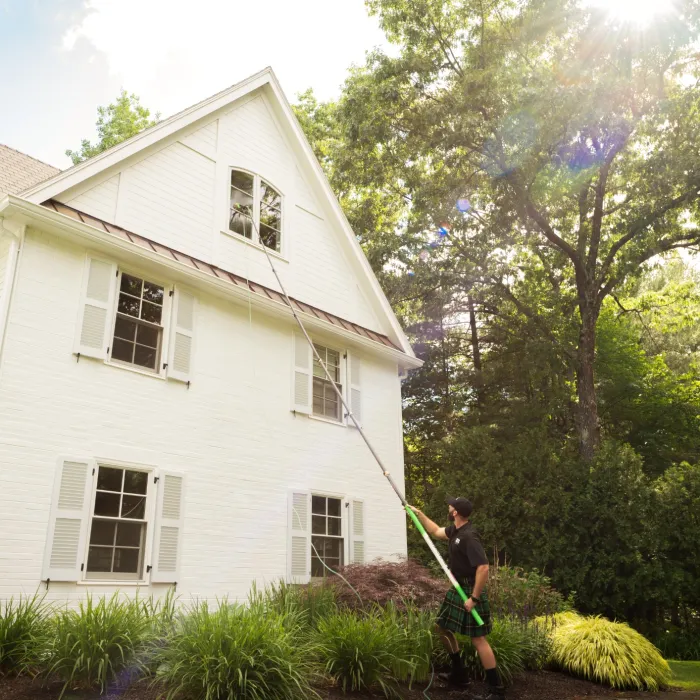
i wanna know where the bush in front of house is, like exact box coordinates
[44,593,153,696]
[258,579,338,632]
[548,612,671,690]
[0,592,51,676]
[152,599,317,700]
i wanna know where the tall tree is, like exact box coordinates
[314,0,700,459]
[66,90,159,165]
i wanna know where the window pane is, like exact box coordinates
[260,181,281,209]
[133,345,157,370]
[312,495,326,515]
[94,492,120,517]
[143,282,164,305]
[118,294,140,318]
[124,470,148,495]
[116,521,143,547]
[112,338,134,364]
[141,302,162,325]
[311,556,325,578]
[97,467,123,492]
[231,170,254,195]
[313,396,324,415]
[260,224,280,252]
[121,274,142,297]
[114,316,137,341]
[260,205,281,231]
[114,547,140,574]
[325,538,342,559]
[87,546,113,572]
[90,519,116,546]
[229,209,253,238]
[121,495,146,519]
[312,515,326,535]
[328,499,341,517]
[136,324,159,348]
[328,517,341,536]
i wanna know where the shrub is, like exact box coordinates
[45,594,153,697]
[0,593,51,676]
[314,609,420,698]
[548,614,671,690]
[380,603,435,683]
[650,627,700,661]
[260,580,337,630]
[152,599,316,700]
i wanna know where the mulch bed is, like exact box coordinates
[0,671,696,700]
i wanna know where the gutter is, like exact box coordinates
[0,195,423,370]
[0,216,25,374]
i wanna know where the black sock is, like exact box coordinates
[485,667,502,688]
[450,651,463,671]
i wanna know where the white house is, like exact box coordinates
[0,68,421,603]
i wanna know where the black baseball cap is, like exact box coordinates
[446,496,473,518]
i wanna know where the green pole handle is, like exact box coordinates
[405,506,484,626]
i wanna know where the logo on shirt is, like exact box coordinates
[455,538,461,544]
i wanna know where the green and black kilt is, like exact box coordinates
[436,586,492,637]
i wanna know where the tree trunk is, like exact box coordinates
[577,304,601,460]
[468,295,484,409]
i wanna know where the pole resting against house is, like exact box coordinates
[234,203,482,626]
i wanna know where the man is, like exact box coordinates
[410,497,505,700]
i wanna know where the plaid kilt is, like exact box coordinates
[436,586,492,637]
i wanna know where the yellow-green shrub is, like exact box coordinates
[548,614,671,690]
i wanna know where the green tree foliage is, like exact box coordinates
[66,90,159,165]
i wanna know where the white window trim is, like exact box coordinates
[81,461,158,585]
[310,491,348,580]
[310,342,348,426]
[106,268,172,379]
[224,166,287,260]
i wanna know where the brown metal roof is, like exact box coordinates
[0,145,61,198]
[40,199,402,352]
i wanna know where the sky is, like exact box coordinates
[0,0,389,169]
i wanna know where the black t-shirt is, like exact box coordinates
[444,522,489,582]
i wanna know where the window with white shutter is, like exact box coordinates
[347,352,362,426]
[349,498,366,564]
[167,288,196,383]
[75,257,117,359]
[292,333,312,414]
[42,459,94,582]
[287,490,310,583]
[151,471,185,583]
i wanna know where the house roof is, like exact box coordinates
[0,144,60,198]
[41,199,403,352]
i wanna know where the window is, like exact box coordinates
[228,169,282,253]
[312,344,342,421]
[111,273,164,372]
[311,495,343,578]
[86,466,149,581]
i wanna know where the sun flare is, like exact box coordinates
[587,0,671,26]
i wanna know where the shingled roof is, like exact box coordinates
[0,144,61,198]
[41,199,402,352]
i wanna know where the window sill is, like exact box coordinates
[307,413,347,428]
[105,360,166,381]
[78,580,150,586]
[220,229,289,263]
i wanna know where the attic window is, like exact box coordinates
[229,169,282,253]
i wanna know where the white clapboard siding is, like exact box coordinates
[292,333,312,414]
[350,498,366,565]
[42,459,94,581]
[151,472,185,583]
[287,490,310,583]
[74,256,117,359]
[167,288,196,383]
[347,352,362,426]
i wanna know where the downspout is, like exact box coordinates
[0,218,25,377]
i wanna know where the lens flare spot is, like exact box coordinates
[456,198,471,212]
[438,227,450,237]
[406,269,415,277]
[419,250,430,262]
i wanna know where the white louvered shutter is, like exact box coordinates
[292,333,312,414]
[74,257,117,359]
[287,490,310,583]
[42,459,93,581]
[168,288,196,383]
[347,352,362,427]
[349,498,366,564]
[151,471,185,583]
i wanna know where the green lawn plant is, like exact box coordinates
[45,593,153,698]
[0,592,51,676]
[668,660,700,691]
[548,613,671,690]
[152,599,317,700]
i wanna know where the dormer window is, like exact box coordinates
[229,169,282,253]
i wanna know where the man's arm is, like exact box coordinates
[408,506,448,541]
[471,564,489,600]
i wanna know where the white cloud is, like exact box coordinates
[62,0,388,117]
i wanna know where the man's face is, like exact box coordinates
[448,505,456,522]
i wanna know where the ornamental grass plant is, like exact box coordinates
[0,593,51,676]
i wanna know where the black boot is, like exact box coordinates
[469,667,505,698]
[437,651,469,687]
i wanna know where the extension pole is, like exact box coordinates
[238,205,482,625]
